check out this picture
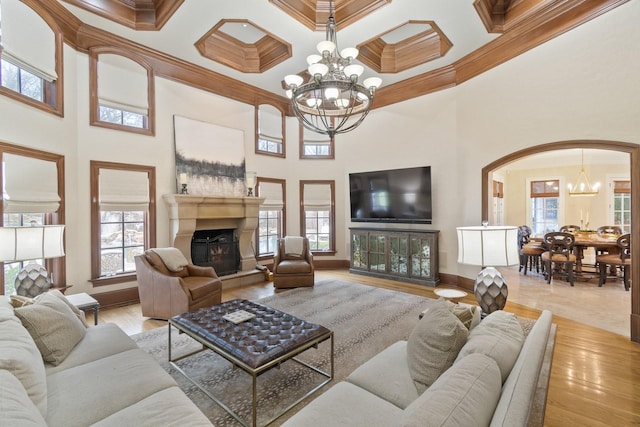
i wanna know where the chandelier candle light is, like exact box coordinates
[568,149,600,196]
[283,3,382,138]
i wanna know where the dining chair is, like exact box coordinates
[595,225,624,258]
[519,226,544,275]
[559,225,581,233]
[595,233,631,291]
[541,232,577,286]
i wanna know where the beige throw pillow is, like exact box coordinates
[44,289,90,328]
[406,299,469,394]
[15,292,87,366]
[444,300,481,331]
[10,294,34,308]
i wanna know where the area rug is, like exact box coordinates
[132,279,433,426]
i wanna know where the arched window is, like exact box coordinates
[0,0,63,114]
[90,50,155,135]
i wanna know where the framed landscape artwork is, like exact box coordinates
[173,115,246,196]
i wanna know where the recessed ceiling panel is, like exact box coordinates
[357,21,453,74]
[195,20,291,74]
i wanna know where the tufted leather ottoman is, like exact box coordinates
[168,299,333,427]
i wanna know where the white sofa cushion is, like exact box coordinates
[400,353,502,427]
[455,310,524,383]
[45,323,139,375]
[0,307,48,417]
[46,349,178,427]
[0,369,47,427]
[406,298,468,393]
[15,292,87,366]
[282,381,403,427]
[90,386,212,427]
[491,310,553,427]
[346,341,419,409]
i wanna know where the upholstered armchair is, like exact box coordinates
[135,248,222,319]
[272,236,315,289]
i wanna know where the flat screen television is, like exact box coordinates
[349,166,432,224]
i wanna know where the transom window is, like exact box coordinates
[255,104,285,157]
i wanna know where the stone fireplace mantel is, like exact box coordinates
[162,194,264,273]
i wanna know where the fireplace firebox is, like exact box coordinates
[191,229,240,276]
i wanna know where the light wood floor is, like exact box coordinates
[96,269,640,427]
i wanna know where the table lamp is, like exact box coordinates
[456,225,519,315]
[0,225,65,297]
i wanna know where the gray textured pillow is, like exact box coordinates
[444,300,481,331]
[454,309,524,383]
[15,292,86,366]
[400,353,502,427]
[44,289,89,328]
[406,299,469,394]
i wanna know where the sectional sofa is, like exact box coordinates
[0,293,212,427]
[283,300,555,427]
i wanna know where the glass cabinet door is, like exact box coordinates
[389,234,408,275]
[369,234,386,272]
[410,236,432,279]
[351,231,368,269]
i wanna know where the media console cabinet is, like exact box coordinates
[349,228,439,287]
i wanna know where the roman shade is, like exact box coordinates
[99,169,149,211]
[3,154,60,213]
[303,183,331,209]
[98,54,149,115]
[0,0,57,81]
[258,104,283,141]
[258,181,284,209]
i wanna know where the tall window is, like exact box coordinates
[1,143,65,295]
[90,50,154,135]
[256,178,286,257]
[613,180,631,232]
[492,180,504,225]
[530,180,559,236]
[301,181,335,254]
[300,126,334,159]
[255,104,285,157]
[90,161,155,285]
[0,0,62,113]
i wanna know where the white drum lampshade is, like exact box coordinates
[457,225,519,314]
[0,225,65,297]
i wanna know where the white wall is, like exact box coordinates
[0,0,638,294]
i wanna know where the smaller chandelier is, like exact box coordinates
[283,5,381,138]
[568,149,600,197]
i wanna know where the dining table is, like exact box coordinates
[571,233,620,274]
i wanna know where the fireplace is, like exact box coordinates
[162,195,263,275]
[191,229,240,276]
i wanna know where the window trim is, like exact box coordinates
[300,180,336,256]
[255,177,286,260]
[0,141,65,294]
[0,1,64,116]
[90,160,156,286]
[89,47,155,136]
[255,104,286,158]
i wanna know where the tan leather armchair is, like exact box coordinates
[272,237,315,289]
[135,249,222,319]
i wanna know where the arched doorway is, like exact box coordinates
[481,140,640,343]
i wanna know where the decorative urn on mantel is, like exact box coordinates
[162,195,264,273]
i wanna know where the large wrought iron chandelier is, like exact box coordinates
[283,4,382,138]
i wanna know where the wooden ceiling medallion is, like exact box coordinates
[357,21,453,73]
[269,0,391,31]
[195,20,291,74]
[59,0,184,30]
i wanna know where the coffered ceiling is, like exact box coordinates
[57,0,627,109]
